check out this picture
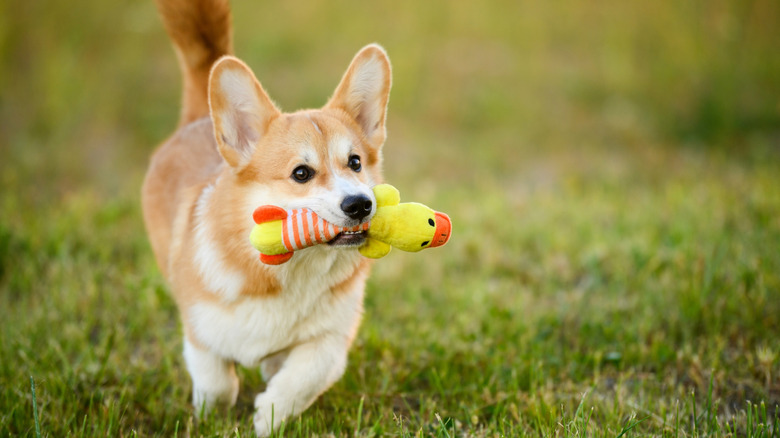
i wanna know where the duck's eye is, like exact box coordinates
[428,218,435,226]
[292,165,314,183]
[421,241,429,247]
[348,155,362,172]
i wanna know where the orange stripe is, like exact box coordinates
[323,222,332,240]
[282,215,293,251]
[292,212,303,249]
[313,212,322,243]
[297,210,308,248]
[299,209,310,247]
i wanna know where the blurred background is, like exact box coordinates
[2,1,778,199]
[1,0,779,435]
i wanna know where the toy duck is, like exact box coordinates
[250,184,451,265]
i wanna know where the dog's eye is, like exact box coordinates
[348,155,361,172]
[291,165,314,183]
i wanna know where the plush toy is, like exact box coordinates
[250,184,451,265]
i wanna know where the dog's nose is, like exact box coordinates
[341,195,373,221]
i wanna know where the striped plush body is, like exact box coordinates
[250,205,369,265]
[282,208,369,251]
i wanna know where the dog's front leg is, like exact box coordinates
[183,337,240,415]
[253,335,348,436]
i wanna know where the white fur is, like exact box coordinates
[307,114,323,135]
[184,337,240,413]
[352,56,383,93]
[251,249,365,436]
[329,135,354,161]
[188,246,365,366]
[185,245,366,436]
[193,184,246,301]
[346,56,385,129]
[253,333,349,435]
[296,142,321,170]
[219,68,262,117]
[214,67,264,161]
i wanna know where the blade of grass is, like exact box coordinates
[434,412,452,438]
[675,399,680,438]
[691,390,697,435]
[616,414,650,438]
[355,395,365,436]
[30,376,41,438]
[706,372,714,434]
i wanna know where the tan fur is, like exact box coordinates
[154,0,233,126]
[144,0,392,433]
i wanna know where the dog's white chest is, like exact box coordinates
[188,248,365,366]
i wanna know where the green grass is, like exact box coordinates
[2,0,779,436]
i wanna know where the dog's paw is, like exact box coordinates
[253,409,273,437]
[253,404,280,437]
[191,375,239,417]
[253,393,291,437]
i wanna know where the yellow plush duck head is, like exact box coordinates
[358,184,451,259]
[249,184,451,264]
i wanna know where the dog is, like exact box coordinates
[142,0,391,434]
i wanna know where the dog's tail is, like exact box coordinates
[155,0,233,126]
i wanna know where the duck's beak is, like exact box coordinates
[428,212,451,248]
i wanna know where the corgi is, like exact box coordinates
[142,0,391,434]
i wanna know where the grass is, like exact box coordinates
[1,0,779,436]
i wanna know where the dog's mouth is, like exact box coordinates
[327,230,367,247]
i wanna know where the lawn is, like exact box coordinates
[1,0,779,436]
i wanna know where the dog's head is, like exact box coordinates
[208,45,391,249]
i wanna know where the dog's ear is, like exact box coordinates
[326,44,392,148]
[209,56,280,168]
